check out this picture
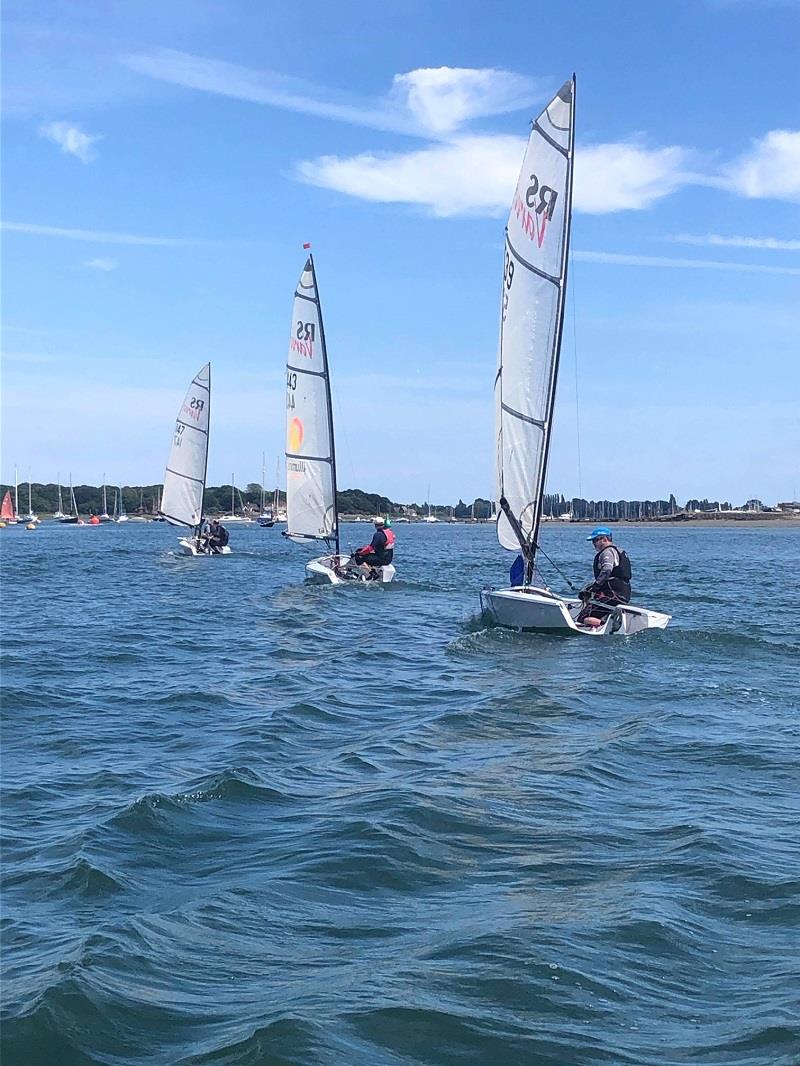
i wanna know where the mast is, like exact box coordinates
[102,475,108,516]
[230,475,235,518]
[14,466,19,515]
[495,75,576,585]
[311,253,340,555]
[57,474,63,513]
[261,453,266,513]
[28,472,32,514]
[527,75,576,582]
[199,365,211,531]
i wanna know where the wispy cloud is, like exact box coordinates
[573,250,800,276]
[576,144,693,213]
[38,121,100,163]
[84,257,117,271]
[720,129,800,201]
[298,135,523,218]
[122,50,800,219]
[3,221,202,246]
[0,351,57,364]
[668,233,800,251]
[297,137,695,217]
[122,50,542,137]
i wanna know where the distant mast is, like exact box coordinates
[495,77,575,583]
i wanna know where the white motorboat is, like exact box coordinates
[284,251,395,585]
[159,362,231,556]
[481,76,669,636]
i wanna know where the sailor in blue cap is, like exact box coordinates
[578,526,632,626]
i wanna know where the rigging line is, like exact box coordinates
[570,251,583,501]
[532,540,579,592]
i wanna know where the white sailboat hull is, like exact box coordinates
[305,554,396,585]
[178,537,232,557]
[480,586,670,637]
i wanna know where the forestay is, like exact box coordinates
[285,256,339,549]
[495,78,575,563]
[160,362,210,528]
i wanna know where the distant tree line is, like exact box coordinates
[0,483,746,519]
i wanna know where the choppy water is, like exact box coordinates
[2,520,799,1065]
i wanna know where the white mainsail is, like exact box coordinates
[495,78,575,569]
[284,256,339,549]
[160,362,211,529]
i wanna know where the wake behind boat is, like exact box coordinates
[283,251,395,585]
[480,76,669,636]
[159,363,231,556]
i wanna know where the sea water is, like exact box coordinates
[2,521,798,1065]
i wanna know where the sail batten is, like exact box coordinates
[495,77,575,566]
[285,255,339,550]
[160,362,211,529]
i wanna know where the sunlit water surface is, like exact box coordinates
[2,521,798,1065]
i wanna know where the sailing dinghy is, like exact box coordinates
[0,490,15,526]
[480,77,669,636]
[284,253,395,584]
[159,363,230,556]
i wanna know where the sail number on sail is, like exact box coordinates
[287,371,298,409]
[502,251,515,322]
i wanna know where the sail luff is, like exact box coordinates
[527,74,576,576]
[311,254,340,556]
[495,76,575,573]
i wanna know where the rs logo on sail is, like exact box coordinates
[290,321,316,359]
[513,173,558,248]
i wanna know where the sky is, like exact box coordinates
[2,0,799,506]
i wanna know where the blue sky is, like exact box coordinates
[2,0,799,505]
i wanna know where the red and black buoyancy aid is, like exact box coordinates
[356,527,395,565]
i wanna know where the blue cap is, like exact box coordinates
[587,525,612,541]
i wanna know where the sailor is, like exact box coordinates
[578,526,632,626]
[351,517,395,572]
[207,518,230,553]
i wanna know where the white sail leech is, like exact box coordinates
[160,363,211,529]
[495,79,574,561]
[285,257,338,547]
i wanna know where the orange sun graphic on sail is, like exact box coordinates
[288,417,304,452]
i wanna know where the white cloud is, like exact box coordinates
[297,136,694,217]
[297,135,523,217]
[575,144,691,213]
[721,129,800,201]
[668,233,800,251]
[85,257,117,271]
[573,250,800,276]
[390,67,538,136]
[122,50,800,218]
[38,121,100,163]
[122,50,542,137]
[2,221,208,246]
